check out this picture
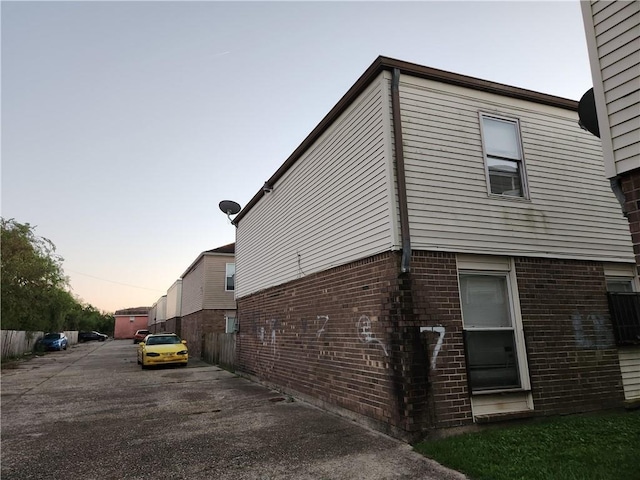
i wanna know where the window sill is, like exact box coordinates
[471,387,529,396]
[474,409,535,424]
[487,193,531,203]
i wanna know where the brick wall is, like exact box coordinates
[515,257,624,414]
[165,317,181,335]
[237,251,434,439]
[621,168,640,274]
[236,250,625,439]
[181,310,226,359]
[411,251,472,428]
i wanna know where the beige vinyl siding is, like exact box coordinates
[166,280,182,319]
[147,304,157,327]
[203,255,236,310]
[583,1,640,177]
[236,74,394,298]
[181,260,204,316]
[156,296,167,322]
[618,347,640,400]
[398,75,634,261]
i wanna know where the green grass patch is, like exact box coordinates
[414,410,640,480]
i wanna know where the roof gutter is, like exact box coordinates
[391,68,411,274]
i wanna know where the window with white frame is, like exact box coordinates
[225,315,237,333]
[225,263,235,291]
[460,272,523,392]
[480,114,527,198]
[606,277,635,293]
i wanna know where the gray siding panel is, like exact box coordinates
[203,255,236,310]
[591,0,640,176]
[181,260,204,316]
[399,76,634,261]
[237,75,393,298]
[166,280,182,318]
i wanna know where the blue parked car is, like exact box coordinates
[38,332,68,351]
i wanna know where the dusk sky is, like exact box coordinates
[2,1,595,313]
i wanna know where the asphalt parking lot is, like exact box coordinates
[1,339,466,480]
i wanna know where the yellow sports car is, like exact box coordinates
[137,334,188,369]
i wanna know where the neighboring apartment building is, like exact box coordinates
[180,243,236,359]
[581,0,640,404]
[113,307,150,339]
[165,279,182,335]
[231,56,637,441]
[148,296,167,333]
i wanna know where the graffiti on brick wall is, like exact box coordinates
[269,319,278,354]
[257,319,280,354]
[316,315,329,338]
[571,311,614,349]
[420,325,445,370]
[356,315,388,356]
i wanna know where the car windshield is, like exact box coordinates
[44,333,60,340]
[137,331,149,335]
[146,336,181,345]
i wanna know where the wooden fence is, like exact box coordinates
[1,330,79,359]
[202,333,236,371]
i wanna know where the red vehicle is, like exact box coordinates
[132,329,150,344]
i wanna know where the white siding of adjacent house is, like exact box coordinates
[582,0,640,178]
[166,279,182,319]
[398,75,634,262]
[147,304,157,328]
[181,260,204,316]
[156,296,167,323]
[236,73,396,299]
[618,347,640,401]
[203,254,236,310]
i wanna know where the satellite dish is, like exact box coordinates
[219,200,241,223]
[578,88,600,138]
[219,200,241,215]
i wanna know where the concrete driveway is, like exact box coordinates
[1,339,466,480]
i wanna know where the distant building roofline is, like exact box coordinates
[114,307,150,316]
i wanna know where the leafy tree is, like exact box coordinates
[1,218,71,331]
[2,218,116,334]
[66,303,115,335]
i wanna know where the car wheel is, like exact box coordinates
[63,344,67,351]
[141,355,148,370]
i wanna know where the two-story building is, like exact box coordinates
[179,243,236,359]
[231,56,637,441]
[581,0,640,406]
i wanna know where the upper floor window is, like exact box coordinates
[225,263,235,291]
[480,114,528,198]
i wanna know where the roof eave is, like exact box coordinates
[232,55,579,225]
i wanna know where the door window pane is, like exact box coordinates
[464,330,520,391]
[460,275,511,328]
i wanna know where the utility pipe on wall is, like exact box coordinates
[391,68,412,273]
